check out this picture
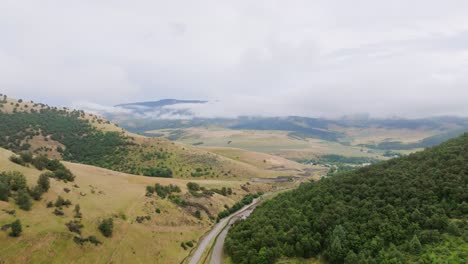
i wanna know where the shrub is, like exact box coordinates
[98,218,114,237]
[154,184,181,199]
[194,210,202,219]
[9,219,22,237]
[16,189,32,210]
[142,166,173,178]
[74,235,102,246]
[37,173,50,192]
[74,204,82,218]
[0,182,10,201]
[29,185,44,200]
[187,182,200,192]
[19,152,33,163]
[9,155,25,166]
[54,196,72,207]
[53,208,64,216]
[146,185,155,194]
[8,171,27,191]
[32,156,49,170]
[66,220,84,235]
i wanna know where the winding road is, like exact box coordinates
[187,198,261,264]
[209,207,256,264]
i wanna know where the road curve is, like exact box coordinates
[210,207,256,264]
[188,198,260,264]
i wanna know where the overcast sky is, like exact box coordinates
[1,0,468,118]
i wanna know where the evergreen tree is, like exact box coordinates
[256,247,270,264]
[409,235,422,255]
[344,251,359,264]
[329,225,347,263]
[37,173,50,192]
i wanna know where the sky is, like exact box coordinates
[1,0,468,118]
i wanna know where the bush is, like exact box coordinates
[98,218,114,237]
[16,189,32,210]
[9,155,25,166]
[32,156,49,170]
[29,185,44,200]
[8,171,27,191]
[19,152,33,163]
[154,184,181,199]
[9,219,22,237]
[74,235,102,246]
[146,185,155,194]
[74,204,82,218]
[53,208,64,216]
[52,168,75,182]
[187,182,200,192]
[54,196,72,207]
[66,220,84,235]
[37,173,50,192]
[194,210,202,219]
[0,182,10,201]
[142,166,173,178]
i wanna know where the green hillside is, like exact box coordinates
[0,97,314,180]
[225,133,468,263]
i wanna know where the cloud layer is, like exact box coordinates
[1,0,468,118]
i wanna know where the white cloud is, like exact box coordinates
[0,0,468,117]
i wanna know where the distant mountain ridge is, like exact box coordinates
[108,99,207,119]
[116,99,207,109]
[86,99,468,146]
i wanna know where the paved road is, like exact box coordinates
[210,208,255,264]
[188,198,260,264]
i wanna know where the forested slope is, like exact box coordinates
[226,133,468,263]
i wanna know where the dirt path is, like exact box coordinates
[187,198,260,264]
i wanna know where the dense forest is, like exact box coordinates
[225,133,468,263]
[0,108,175,177]
[0,108,130,167]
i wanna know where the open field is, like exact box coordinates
[0,147,298,264]
[144,127,424,161]
[331,125,440,145]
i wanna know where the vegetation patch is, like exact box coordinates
[98,218,114,238]
[0,171,52,210]
[146,183,181,198]
[217,193,262,221]
[225,133,468,263]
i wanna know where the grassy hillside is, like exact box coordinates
[0,95,315,180]
[0,95,325,263]
[0,146,290,263]
[225,133,468,263]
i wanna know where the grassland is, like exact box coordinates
[0,146,299,263]
[144,127,418,162]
